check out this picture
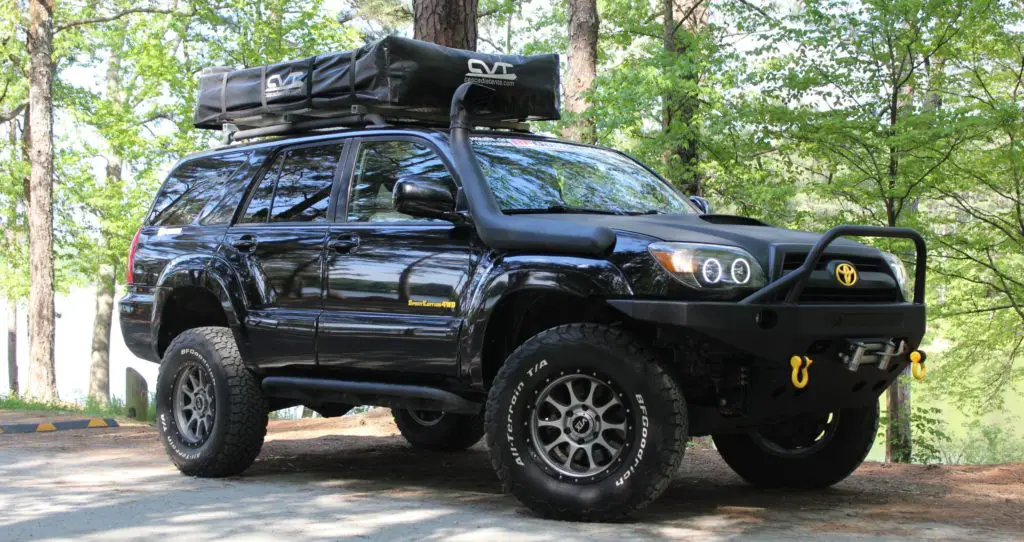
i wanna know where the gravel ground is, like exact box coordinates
[0,408,1021,541]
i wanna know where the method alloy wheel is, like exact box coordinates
[393,409,485,451]
[485,324,687,521]
[156,327,268,477]
[712,403,879,489]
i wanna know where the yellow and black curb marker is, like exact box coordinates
[0,418,119,435]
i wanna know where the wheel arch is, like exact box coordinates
[153,255,249,359]
[458,254,638,389]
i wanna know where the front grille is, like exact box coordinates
[780,253,887,274]
[776,252,902,304]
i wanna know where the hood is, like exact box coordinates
[530,213,881,265]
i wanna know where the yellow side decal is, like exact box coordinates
[87,418,109,428]
[36,422,57,432]
[407,299,456,310]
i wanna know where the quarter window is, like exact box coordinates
[148,152,249,226]
[347,140,453,223]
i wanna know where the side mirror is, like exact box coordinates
[689,196,712,215]
[393,176,458,221]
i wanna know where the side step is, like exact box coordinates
[260,377,483,415]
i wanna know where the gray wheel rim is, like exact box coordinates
[408,410,445,427]
[529,374,629,479]
[173,362,216,445]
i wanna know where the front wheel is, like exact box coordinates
[485,324,687,521]
[712,403,879,488]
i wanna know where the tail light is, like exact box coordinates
[126,227,142,284]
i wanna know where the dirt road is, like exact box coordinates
[1,409,1021,541]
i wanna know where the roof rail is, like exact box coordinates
[226,105,530,142]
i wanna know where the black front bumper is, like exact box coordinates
[608,300,926,362]
[610,225,928,433]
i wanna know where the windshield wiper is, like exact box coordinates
[505,205,626,216]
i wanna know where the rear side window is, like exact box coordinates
[147,152,249,226]
[270,145,339,223]
[238,143,343,224]
[239,155,283,224]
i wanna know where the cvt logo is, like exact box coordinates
[266,71,306,98]
[466,59,517,81]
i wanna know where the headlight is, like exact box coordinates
[648,242,767,290]
[882,251,911,301]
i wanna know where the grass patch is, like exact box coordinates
[0,393,152,421]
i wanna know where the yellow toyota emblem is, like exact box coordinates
[835,262,858,287]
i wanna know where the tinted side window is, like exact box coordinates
[347,140,452,223]
[239,154,283,224]
[270,145,341,223]
[201,151,270,225]
[147,152,249,226]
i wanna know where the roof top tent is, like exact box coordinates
[194,36,562,141]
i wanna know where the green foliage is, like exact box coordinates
[0,392,133,420]
[939,420,1024,465]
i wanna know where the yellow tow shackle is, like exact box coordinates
[790,356,813,389]
[909,350,927,381]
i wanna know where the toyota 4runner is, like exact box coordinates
[120,39,927,521]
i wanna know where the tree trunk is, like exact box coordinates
[886,372,913,462]
[6,301,16,395]
[662,0,707,196]
[25,0,57,402]
[884,76,914,463]
[88,265,116,406]
[413,0,478,50]
[86,25,127,408]
[564,0,599,144]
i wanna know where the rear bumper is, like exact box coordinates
[118,290,160,363]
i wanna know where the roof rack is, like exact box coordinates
[225,105,531,143]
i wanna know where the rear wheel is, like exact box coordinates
[712,403,879,488]
[485,324,687,521]
[393,409,484,451]
[156,327,268,477]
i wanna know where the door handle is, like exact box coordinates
[232,235,257,251]
[328,234,360,253]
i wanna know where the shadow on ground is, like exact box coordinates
[0,423,1021,541]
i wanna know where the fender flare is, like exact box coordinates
[457,254,634,388]
[152,254,250,358]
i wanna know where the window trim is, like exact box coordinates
[337,135,459,226]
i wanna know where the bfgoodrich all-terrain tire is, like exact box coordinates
[712,403,879,489]
[485,324,687,521]
[393,409,485,451]
[156,327,268,477]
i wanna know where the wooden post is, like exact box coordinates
[125,367,149,421]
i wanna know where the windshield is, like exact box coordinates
[471,137,696,215]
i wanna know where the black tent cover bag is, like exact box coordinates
[194,36,560,130]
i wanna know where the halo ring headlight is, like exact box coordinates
[648,242,767,291]
[731,258,752,285]
[702,258,723,283]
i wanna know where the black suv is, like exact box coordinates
[120,84,927,521]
